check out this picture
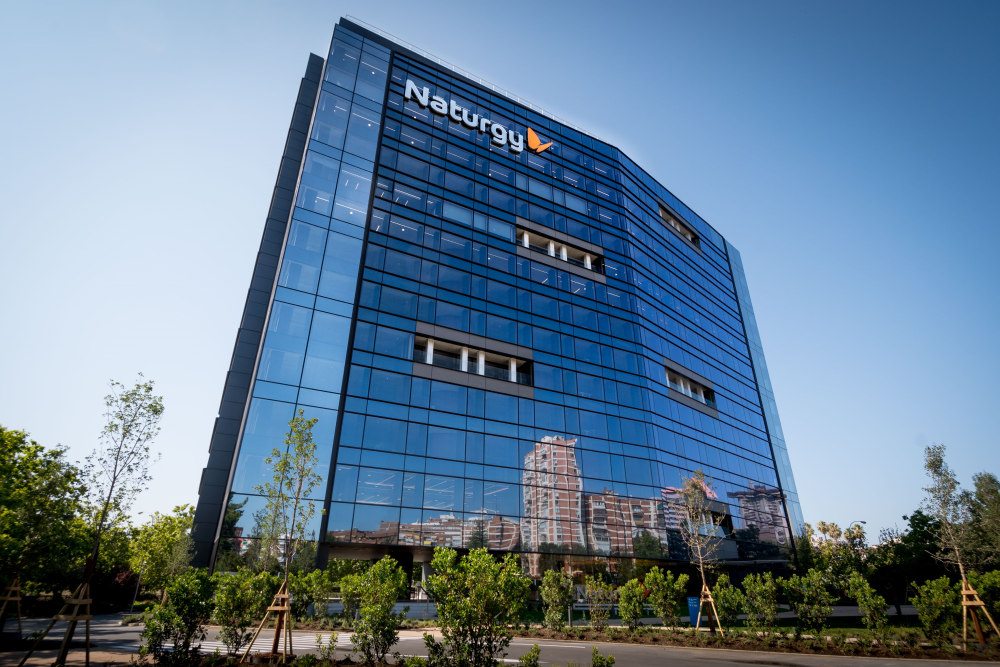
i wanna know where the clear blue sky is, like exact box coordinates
[2,0,997,541]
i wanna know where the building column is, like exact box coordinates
[477,351,485,375]
[521,231,530,248]
[460,347,469,372]
[584,254,592,270]
[426,339,434,365]
[560,246,568,261]
[509,358,518,382]
[547,240,556,257]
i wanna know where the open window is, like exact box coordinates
[659,205,700,249]
[414,336,532,385]
[516,227,603,273]
[666,368,716,408]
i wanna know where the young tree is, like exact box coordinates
[140,569,215,667]
[129,505,195,602]
[780,569,834,637]
[253,409,323,579]
[969,472,1000,567]
[742,572,779,638]
[676,470,726,596]
[424,547,530,667]
[85,375,163,570]
[351,556,409,665]
[643,567,689,630]
[52,376,163,664]
[539,569,575,631]
[921,444,977,579]
[212,569,279,656]
[617,579,647,631]
[584,574,616,631]
[712,574,747,635]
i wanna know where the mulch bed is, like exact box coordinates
[513,627,1000,661]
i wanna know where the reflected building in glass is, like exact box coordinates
[191,17,805,571]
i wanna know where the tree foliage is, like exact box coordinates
[539,570,574,631]
[584,575,615,631]
[212,569,279,656]
[351,556,409,666]
[424,547,530,667]
[643,567,688,629]
[921,444,976,578]
[780,569,833,636]
[129,505,195,598]
[617,578,646,630]
[742,572,778,637]
[712,574,746,634]
[85,375,163,572]
[910,576,961,645]
[0,426,87,591]
[141,569,214,666]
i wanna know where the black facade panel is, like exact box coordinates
[215,416,242,438]
[219,399,246,420]
[227,371,251,389]
[230,356,255,375]
[234,341,259,360]
[284,131,307,159]
[237,328,261,346]
[210,432,237,452]
[222,384,249,405]
[241,314,265,331]
[201,467,230,488]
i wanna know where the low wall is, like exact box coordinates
[319,601,438,620]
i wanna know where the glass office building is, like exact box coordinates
[191,17,804,571]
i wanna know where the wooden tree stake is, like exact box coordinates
[0,576,24,638]
[17,582,92,667]
[962,579,999,648]
[695,583,725,637]
[239,579,294,664]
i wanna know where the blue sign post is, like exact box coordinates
[687,596,700,628]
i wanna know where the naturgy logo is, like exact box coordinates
[404,79,553,155]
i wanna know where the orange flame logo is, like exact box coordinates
[527,128,553,154]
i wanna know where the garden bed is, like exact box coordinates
[512,625,1000,661]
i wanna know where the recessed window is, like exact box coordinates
[666,369,716,408]
[414,336,532,385]
[517,227,603,274]
[659,205,700,249]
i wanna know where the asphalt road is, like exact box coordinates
[6,614,992,667]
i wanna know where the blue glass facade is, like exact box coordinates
[192,18,803,570]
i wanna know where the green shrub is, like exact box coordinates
[780,569,833,637]
[293,654,318,667]
[339,573,363,627]
[351,556,409,665]
[539,570,575,631]
[742,572,778,638]
[584,575,615,631]
[712,574,745,635]
[140,569,215,667]
[424,547,530,667]
[643,567,689,630]
[911,576,960,646]
[518,644,541,667]
[212,569,280,657]
[403,657,427,667]
[968,570,1000,621]
[846,572,888,641]
[591,646,615,667]
[617,579,646,631]
[315,633,338,662]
